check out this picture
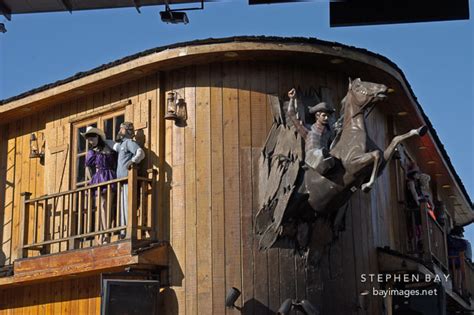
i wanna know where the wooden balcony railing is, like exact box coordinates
[425,213,448,269]
[18,167,158,259]
[405,205,448,270]
[449,252,474,301]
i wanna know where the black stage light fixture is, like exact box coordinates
[225,287,241,309]
[160,6,189,24]
[277,298,292,315]
[0,23,6,33]
[330,0,470,27]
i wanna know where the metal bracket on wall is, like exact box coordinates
[0,0,11,20]
[132,0,141,13]
[60,0,73,13]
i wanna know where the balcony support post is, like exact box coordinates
[148,168,158,240]
[420,204,432,263]
[127,166,138,244]
[19,192,32,259]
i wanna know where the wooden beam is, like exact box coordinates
[0,241,168,288]
[69,99,131,123]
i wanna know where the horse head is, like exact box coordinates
[346,78,391,115]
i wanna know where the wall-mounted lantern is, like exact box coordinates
[29,133,45,159]
[164,92,178,120]
[164,92,188,123]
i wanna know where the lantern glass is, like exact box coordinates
[165,92,178,120]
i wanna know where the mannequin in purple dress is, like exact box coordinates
[82,127,117,244]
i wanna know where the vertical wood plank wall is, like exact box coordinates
[0,275,101,314]
[163,61,395,315]
[0,60,401,314]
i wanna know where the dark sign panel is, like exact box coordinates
[330,0,470,27]
[101,279,160,315]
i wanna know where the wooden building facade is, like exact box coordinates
[0,37,472,314]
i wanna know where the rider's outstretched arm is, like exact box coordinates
[287,97,309,139]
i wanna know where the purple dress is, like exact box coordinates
[85,149,117,193]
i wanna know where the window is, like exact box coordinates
[72,111,125,188]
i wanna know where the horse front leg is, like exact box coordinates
[360,150,381,193]
[383,125,427,161]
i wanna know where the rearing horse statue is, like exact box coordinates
[255,78,427,250]
[304,78,427,214]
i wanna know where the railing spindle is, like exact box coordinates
[96,186,101,235]
[140,181,146,238]
[149,169,157,239]
[68,192,75,249]
[78,190,83,236]
[117,182,121,229]
[33,201,38,244]
[52,197,57,249]
[42,199,48,243]
[87,188,93,233]
[68,193,72,238]
[59,195,65,242]
[106,184,111,230]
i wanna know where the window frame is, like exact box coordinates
[71,110,125,189]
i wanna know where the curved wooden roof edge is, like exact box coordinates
[1,36,472,224]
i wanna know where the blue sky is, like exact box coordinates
[0,1,473,242]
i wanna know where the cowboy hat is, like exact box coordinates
[309,102,335,114]
[80,126,106,142]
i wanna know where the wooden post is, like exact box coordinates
[420,203,432,263]
[68,192,75,249]
[127,165,138,243]
[19,192,32,259]
[148,168,158,240]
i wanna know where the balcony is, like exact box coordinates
[0,166,169,287]
[19,167,158,259]
[449,252,474,304]
[405,205,448,271]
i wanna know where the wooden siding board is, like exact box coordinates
[195,64,213,314]
[68,278,79,315]
[2,125,16,265]
[126,79,138,123]
[222,61,242,315]
[238,61,255,312]
[16,117,32,261]
[78,276,90,315]
[184,65,198,315]
[265,62,281,313]
[292,63,307,302]
[0,128,7,264]
[210,63,226,315]
[161,72,174,314]
[277,63,296,307]
[170,69,186,315]
[250,61,269,312]
[155,72,168,241]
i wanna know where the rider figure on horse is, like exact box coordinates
[287,88,336,175]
